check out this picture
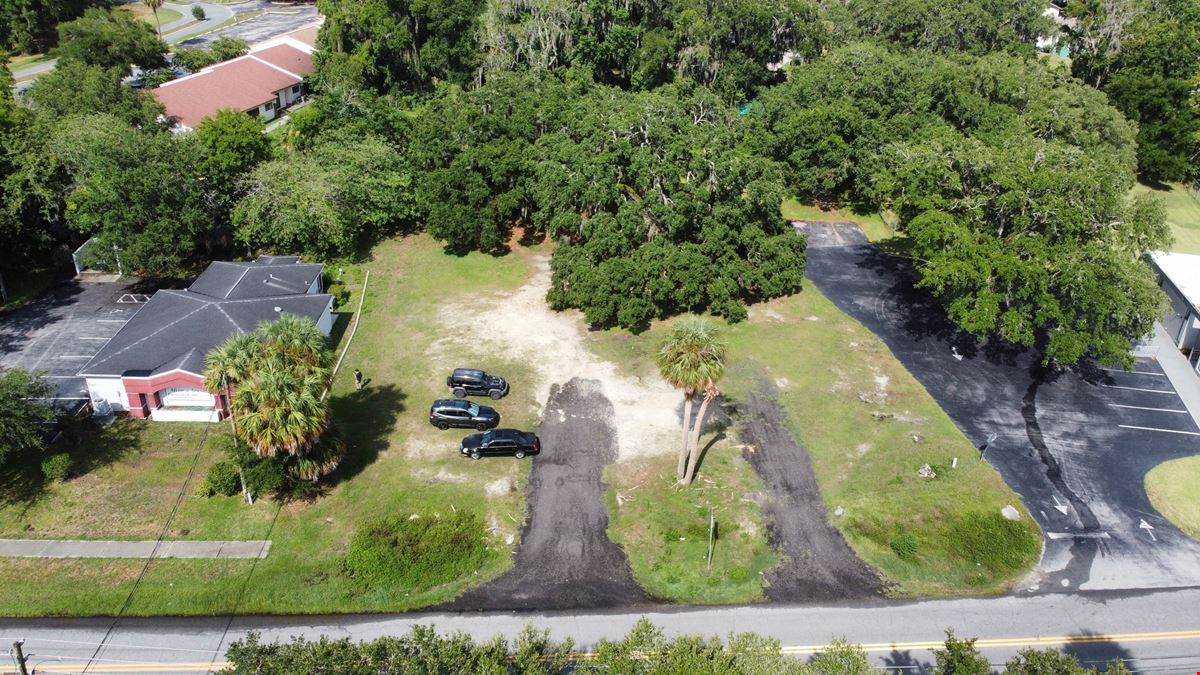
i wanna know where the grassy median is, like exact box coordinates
[1146,456,1200,541]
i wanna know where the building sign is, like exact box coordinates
[159,387,214,408]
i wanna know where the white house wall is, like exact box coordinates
[317,299,334,336]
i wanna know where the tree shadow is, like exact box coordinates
[0,416,143,509]
[881,649,932,675]
[1061,631,1136,673]
[851,246,1029,368]
[325,383,407,486]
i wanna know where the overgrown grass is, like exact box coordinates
[1145,456,1200,541]
[604,451,778,603]
[781,199,898,243]
[0,235,544,616]
[1132,181,1200,254]
[587,289,1041,597]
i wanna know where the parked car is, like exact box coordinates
[460,428,540,460]
[429,399,500,431]
[446,368,509,400]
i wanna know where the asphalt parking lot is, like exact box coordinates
[801,221,1200,593]
[0,279,151,414]
[178,1,319,48]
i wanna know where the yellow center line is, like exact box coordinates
[6,629,1199,674]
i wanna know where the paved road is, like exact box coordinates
[800,221,1200,592]
[176,1,319,48]
[2,589,1200,673]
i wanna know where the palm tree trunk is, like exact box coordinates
[223,376,252,504]
[677,391,693,481]
[682,389,715,486]
[152,8,161,39]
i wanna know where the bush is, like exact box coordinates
[41,453,72,482]
[890,532,919,561]
[191,4,205,20]
[198,461,241,497]
[947,512,1040,575]
[344,511,495,592]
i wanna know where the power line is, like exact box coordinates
[81,423,213,674]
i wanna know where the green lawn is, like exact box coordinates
[587,289,1041,597]
[604,450,778,604]
[1146,456,1200,541]
[118,4,184,27]
[5,52,51,71]
[0,235,545,616]
[1132,181,1200,254]
[782,199,899,243]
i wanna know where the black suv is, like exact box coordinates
[429,399,500,431]
[460,428,540,460]
[446,368,509,400]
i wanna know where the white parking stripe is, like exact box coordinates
[1102,385,1175,394]
[1108,404,1189,414]
[58,355,93,359]
[1118,425,1200,436]
[1101,368,1166,377]
[97,319,127,324]
[77,337,112,341]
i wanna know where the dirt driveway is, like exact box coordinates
[445,378,647,610]
[740,384,883,602]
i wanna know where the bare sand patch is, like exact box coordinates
[431,254,678,460]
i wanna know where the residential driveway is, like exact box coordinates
[800,221,1200,592]
[0,279,154,413]
[444,378,647,611]
[740,384,883,601]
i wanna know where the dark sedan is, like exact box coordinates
[429,399,500,430]
[460,428,540,460]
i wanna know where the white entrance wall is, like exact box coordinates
[86,377,129,412]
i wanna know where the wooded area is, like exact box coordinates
[2,0,1197,366]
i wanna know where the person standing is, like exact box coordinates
[354,369,364,390]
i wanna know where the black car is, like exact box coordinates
[460,428,540,460]
[446,368,509,400]
[429,399,500,431]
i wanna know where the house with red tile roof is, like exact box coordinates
[154,36,315,131]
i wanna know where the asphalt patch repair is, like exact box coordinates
[444,377,647,611]
[739,384,883,602]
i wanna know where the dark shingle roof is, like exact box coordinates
[79,291,332,378]
[79,257,332,379]
[187,259,323,300]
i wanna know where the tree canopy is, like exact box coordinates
[51,7,168,75]
[751,44,1167,365]
[0,0,107,53]
[1067,0,1200,181]
[0,369,57,467]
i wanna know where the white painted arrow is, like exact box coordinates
[1139,518,1157,542]
[1051,495,1069,515]
[951,347,963,361]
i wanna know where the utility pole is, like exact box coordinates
[13,640,28,675]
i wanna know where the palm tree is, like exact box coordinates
[656,316,727,486]
[203,333,262,433]
[204,314,340,483]
[142,0,165,38]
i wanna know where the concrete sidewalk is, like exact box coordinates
[0,539,271,559]
[1151,321,1200,424]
